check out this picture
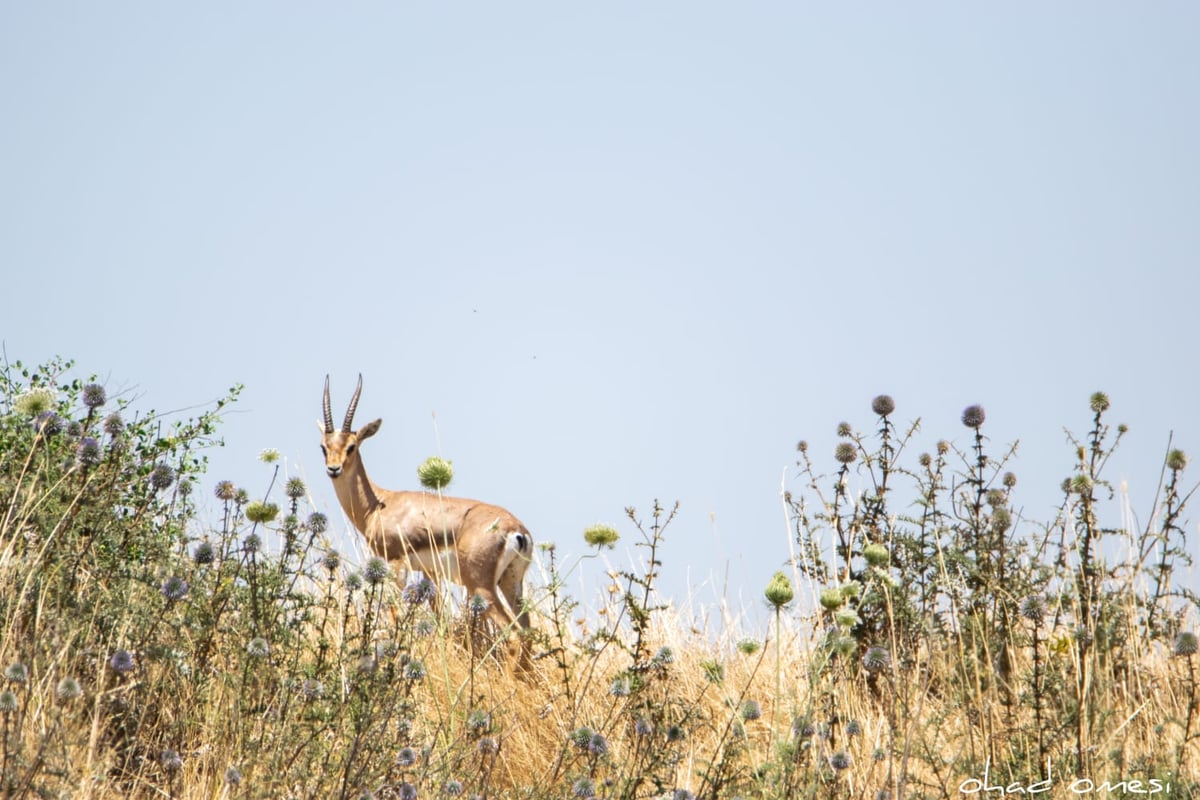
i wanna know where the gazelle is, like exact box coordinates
[320,374,534,666]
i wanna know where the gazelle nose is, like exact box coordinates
[326,465,342,478]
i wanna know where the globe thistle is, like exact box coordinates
[109,649,135,674]
[245,501,278,523]
[259,448,280,464]
[1174,632,1199,658]
[1167,449,1188,472]
[150,464,175,491]
[862,543,889,567]
[300,678,324,699]
[34,411,64,436]
[862,645,891,671]
[573,778,596,798]
[246,638,270,659]
[1070,474,1093,495]
[740,700,762,722]
[214,480,237,501]
[991,507,1012,534]
[403,659,426,682]
[398,783,418,800]
[796,440,809,453]
[363,556,390,586]
[417,456,454,490]
[82,383,107,409]
[834,442,857,465]
[918,452,932,468]
[243,532,262,554]
[871,395,895,417]
[765,571,795,608]
[651,646,674,667]
[569,726,595,750]
[345,572,363,592]
[961,405,986,429]
[986,489,1006,508]
[192,541,216,565]
[829,750,852,771]
[834,636,857,656]
[846,719,863,737]
[466,709,492,733]
[56,677,82,701]
[1003,471,1018,488]
[320,550,341,573]
[467,593,489,616]
[476,736,498,756]
[177,478,193,497]
[222,766,242,786]
[103,412,124,437]
[937,439,950,455]
[588,732,609,757]
[1089,391,1110,413]
[160,749,182,773]
[635,717,653,737]
[161,576,189,602]
[67,420,83,437]
[76,437,102,468]
[792,716,815,738]
[307,512,328,534]
[610,676,632,696]
[285,476,306,499]
[1020,595,1046,625]
[4,663,27,684]
[836,421,853,437]
[666,724,686,742]
[404,577,436,606]
[583,523,620,549]
[0,691,17,713]
[442,779,463,796]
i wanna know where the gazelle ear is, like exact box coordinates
[357,419,382,441]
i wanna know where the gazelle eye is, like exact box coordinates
[346,444,356,454]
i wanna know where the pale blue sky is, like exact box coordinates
[3,4,1198,623]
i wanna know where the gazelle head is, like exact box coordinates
[320,374,382,479]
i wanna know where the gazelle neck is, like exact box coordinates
[331,454,384,534]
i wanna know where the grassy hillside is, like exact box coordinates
[0,357,1197,799]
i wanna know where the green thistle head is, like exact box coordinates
[245,501,279,524]
[834,442,857,465]
[583,524,620,549]
[819,587,845,611]
[1167,449,1188,472]
[13,388,55,416]
[417,456,454,490]
[862,543,889,567]
[871,395,895,417]
[1089,391,1110,413]
[765,571,795,608]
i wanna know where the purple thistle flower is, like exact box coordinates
[150,464,175,491]
[76,437,102,468]
[161,576,188,602]
[961,404,986,429]
[109,649,135,674]
[82,383,107,409]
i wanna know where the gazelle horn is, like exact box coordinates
[342,373,363,433]
[322,375,334,434]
